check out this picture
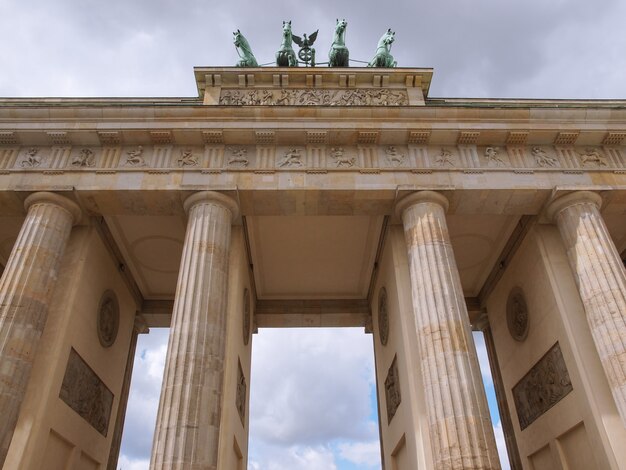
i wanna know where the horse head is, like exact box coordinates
[335,18,347,33]
[383,29,396,46]
[233,30,242,47]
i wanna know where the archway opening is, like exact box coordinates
[249,327,382,470]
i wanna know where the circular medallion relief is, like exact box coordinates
[506,287,529,342]
[97,290,119,348]
[243,288,251,346]
[378,287,389,346]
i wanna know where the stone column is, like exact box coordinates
[396,191,500,470]
[474,314,522,470]
[150,191,238,470]
[547,191,626,425]
[107,315,149,470]
[0,192,81,464]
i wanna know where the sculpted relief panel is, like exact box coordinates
[507,287,529,342]
[59,348,114,436]
[97,290,119,348]
[512,342,573,430]
[236,360,247,425]
[219,88,409,106]
[378,287,389,346]
[385,355,401,424]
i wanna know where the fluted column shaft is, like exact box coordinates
[150,191,238,470]
[396,191,500,470]
[548,191,626,425]
[0,192,81,464]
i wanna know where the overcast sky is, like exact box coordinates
[118,329,506,470]
[2,0,623,468]
[1,0,625,99]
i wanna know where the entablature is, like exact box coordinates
[194,66,432,106]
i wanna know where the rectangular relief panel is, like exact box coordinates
[236,359,247,426]
[513,342,573,430]
[59,348,114,437]
[385,355,401,424]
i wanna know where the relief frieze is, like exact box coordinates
[20,147,41,168]
[512,342,573,430]
[71,148,95,167]
[484,146,506,167]
[59,348,114,436]
[178,149,199,167]
[219,88,409,106]
[330,147,356,167]
[227,147,249,167]
[531,147,559,167]
[4,144,624,173]
[125,146,145,166]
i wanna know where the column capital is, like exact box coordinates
[24,192,82,225]
[545,190,602,222]
[133,314,149,335]
[473,312,490,332]
[183,191,239,221]
[395,190,449,220]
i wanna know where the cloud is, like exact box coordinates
[249,445,338,470]
[1,0,624,98]
[119,327,382,469]
[338,441,382,467]
[493,420,511,470]
[249,328,378,447]
[473,332,494,387]
[119,328,169,461]
[119,328,507,470]
[117,455,151,470]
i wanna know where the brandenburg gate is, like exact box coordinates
[0,39,626,470]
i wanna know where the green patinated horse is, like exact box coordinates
[276,21,298,67]
[368,29,397,68]
[233,30,258,67]
[328,19,349,67]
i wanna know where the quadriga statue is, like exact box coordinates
[328,19,349,67]
[276,20,298,67]
[233,30,258,67]
[368,29,397,68]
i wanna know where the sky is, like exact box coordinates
[2,0,624,468]
[1,0,625,99]
[118,328,508,470]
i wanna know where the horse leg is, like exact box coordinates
[276,51,287,67]
[342,49,349,67]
